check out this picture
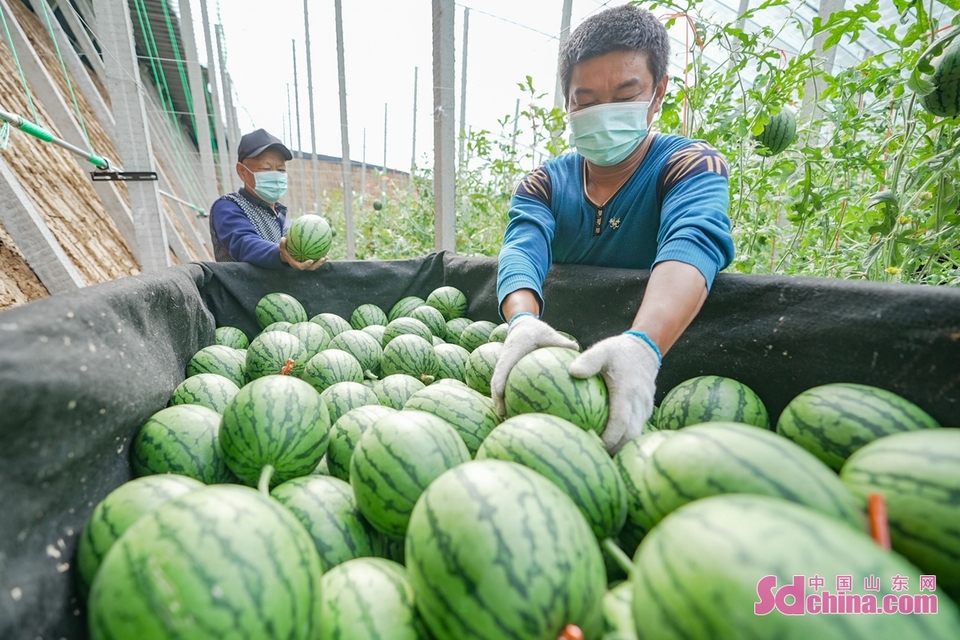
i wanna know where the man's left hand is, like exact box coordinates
[569,332,660,453]
[280,237,327,271]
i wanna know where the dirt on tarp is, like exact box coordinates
[2,254,960,639]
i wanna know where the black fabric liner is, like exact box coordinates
[2,253,959,639]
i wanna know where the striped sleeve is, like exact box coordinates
[656,142,729,204]
[513,166,552,207]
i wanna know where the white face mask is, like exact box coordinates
[568,101,651,166]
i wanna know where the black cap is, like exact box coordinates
[237,129,293,162]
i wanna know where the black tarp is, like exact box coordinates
[2,253,960,639]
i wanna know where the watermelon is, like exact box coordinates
[219,375,330,487]
[603,582,636,640]
[382,316,434,347]
[245,330,309,379]
[132,404,236,483]
[286,213,333,261]
[388,296,426,321]
[558,330,581,351]
[921,39,960,117]
[320,381,380,424]
[76,474,203,600]
[657,375,769,431]
[841,429,960,600]
[302,348,364,393]
[271,475,383,571]
[632,494,960,639]
[406,460,606,640]
[381,334,438,383]
[327,405,397,481]
[319,558,428,640]
[464,342,501,396]
[432,378,471,389]
[88,485,323,640]
[777,383,940,471]
[753,108,796,156]
[361,324,386,344]
[613,431,679,555]
[185,344,247,388]
[487,322,508,343]
[311,312,352,338]
[214,325,248,349]
[329,329,383,378]
[477,413,627,539]
[425,286,468,321]
[351,303,389,330]
[287,321,331,359]
[432,335,446,347]
[256,292,308,328]
[458,320,498,352]
[444,317,473,344]
[504,346,609,434]
[262,321,293,333]
[350,411,470,538]
[374,374,425,410]
[644,422,865,530]
[410,305,448,339]
[313,455,330,475]
[168,373,239,413]
[403,383,501,456]
[434,343,470,382]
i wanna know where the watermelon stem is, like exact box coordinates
[867,493,891,550]
[602,538,634,576]
[420,374,435,384]
[258,464,275,496]
[364,370,379,381]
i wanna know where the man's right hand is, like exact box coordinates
[279,237,327,271]
[490,314,579,416]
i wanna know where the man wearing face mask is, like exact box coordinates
[209,128,324,270]
[491,5,735,453]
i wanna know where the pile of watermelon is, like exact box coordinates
[78,285,960,639]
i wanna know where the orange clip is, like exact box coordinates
[868,493,891,550]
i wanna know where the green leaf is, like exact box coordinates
[907,67,937,96]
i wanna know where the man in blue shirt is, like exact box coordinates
[492,5,735,452]
[209,129,324,270]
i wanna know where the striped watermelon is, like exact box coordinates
[603,582,636,640]
[350,411,470,538]
[432,378,471,389]
[613,430,678,555]
[444,317,473,345]
[425,286,468,321]
[777,383,940,471]
[286,213,333,261]
[301,349,364,393]
[186,345,247,388]
[465,342,501,396]
[329,329,383,379]
[320,381,381,424]
[327,405,398,480]
[219,375,330,487]
[271,475,383,571]
[382,317,434,347]
[215,325,248,349]
[841,429,960,601]
[753,108,796,156]
[351,303,389,330]
[256,292,308,328]
[287,321,331,359]
[406,460,606,640]
[313,455,330,475]
[632,494,960,639]
[245,330,309,379]
[381,334,438,383]
[403,383,501,456]
[319,558,428,640]
[657,375,769,431]
[458,320,498,352]
[487,322,508,343]
[434,343,470,382]
[88,485,323,640]
[362,324,386,344]
[644,422,865,530]
[76,474,204,600]
[477,413,627,539]
[504,346,609,434]
[410,305,448,339]
[921,40,960,117]
[132,404,236,483]
[388,296,426,321]
[262,321,293,333]
[311,312,352,338]
[558,331,581,351]
[374,374,425,410]
[168,373,240,413]
[432,336,446,347]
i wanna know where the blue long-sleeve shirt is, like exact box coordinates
[497,133,735,311]
[209,188,289,268]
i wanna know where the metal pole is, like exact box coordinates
[433,0,456,252]
[199,0,230,192]
[411,66,418,171]
[286,82,297,215]
[458,7,469,167]
[511,97,520,153]
[177,0,218,204]
[334,0,355,259]
[554,0,574,109]
[292,39,306,216]
[215,24,236,162]
[382,102,388,200]
[361,127,367,204]
[304,0,321,213]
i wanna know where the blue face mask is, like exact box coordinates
[249,170,288,204]
[568,101,651,166]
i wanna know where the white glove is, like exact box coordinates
[569,331,660,454]
[490,314,580,416]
